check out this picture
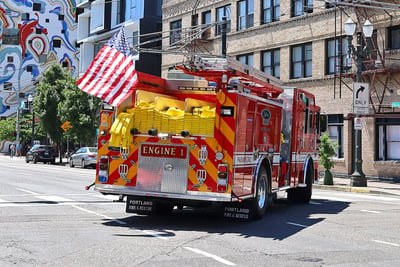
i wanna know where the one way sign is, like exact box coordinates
[353,82,370,115]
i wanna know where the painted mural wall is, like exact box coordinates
[0,0,78,152]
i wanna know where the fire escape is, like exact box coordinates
[333,0,400,117]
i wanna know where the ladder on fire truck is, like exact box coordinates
[178,55,285,98]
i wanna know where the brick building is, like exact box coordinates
[161,0,400,179]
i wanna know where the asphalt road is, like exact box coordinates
[1,157,399,266]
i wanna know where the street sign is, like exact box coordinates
[392,102,400,108]
[353,82,370,115]
[354,117,363,130]
[61,121,72,131]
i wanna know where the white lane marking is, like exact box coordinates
[373,240,400,247]
[71,205,127,225]
[0,202,120,207]
[16,188,39,195]
[309,201,321,205]
[35,195,75,202]
[94,194,121,200]
[287,222,308,228]
[360,209,380,214]
[184,247,236,266]
[0,198,7,203]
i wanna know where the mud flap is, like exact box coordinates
[126,196,155,215]
[222,203,253,221]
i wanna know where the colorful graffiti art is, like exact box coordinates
[0,0,78,151]
[0,0,78,118]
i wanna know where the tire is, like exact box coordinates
[250,167,269,220]
[25,157,29,163]
[51,159,56,165]
[33,156,37,164]
[69,159,74,168]
[81,160,86,169]
[287,164,313,204]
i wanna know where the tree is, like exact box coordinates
[0,118,16,141]
[319,133,338,185]
[58,84,101,146]
[33,63,101,162]
[34,64,67,154]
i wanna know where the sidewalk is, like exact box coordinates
[1,153,399,196]
[314,176,400,197]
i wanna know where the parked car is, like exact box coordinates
[69,147,97,168]
[25,145,57,164]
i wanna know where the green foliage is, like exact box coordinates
[0,118,16,141]
[319,133,338,171]
[33,63,101,149]
[58,86,101,146]
[34,64,67,146]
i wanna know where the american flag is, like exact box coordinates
[77,27,138,107]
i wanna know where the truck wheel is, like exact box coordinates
[251,167,269,220]
[288,164,313,204]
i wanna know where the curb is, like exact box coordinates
[314,184,397,196]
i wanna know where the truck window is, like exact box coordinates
[303,108,308,134]
[309,110,313,133]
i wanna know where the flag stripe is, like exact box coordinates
[77,27,138,107]
[77,46,115,91]
[98,54,133,99]
[88,51,125,97]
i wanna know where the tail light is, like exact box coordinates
[88,155,96,158]
[98,156,109,183]
[217,164,229,192]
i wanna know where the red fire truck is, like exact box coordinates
[94,56,325,220]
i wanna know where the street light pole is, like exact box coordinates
[345,18,373,187]
[28,94,35,146]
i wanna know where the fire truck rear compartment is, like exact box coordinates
[136,148,189,194]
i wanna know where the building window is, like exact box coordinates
[2,28,20,45]
[262,0,280,24]
[53,39,61,48]
[262,49,280,78]
[216,5,231,35]
[291,43,312,79]
[237,53,254,67]
[170,19,182,45]
[33,3,41,11]
[237,0,254,31]
[7,56,13,63]
[376,118,400,160]
[292,0,313,17]
[39,54,47,63]
[328,114,344,158]
[326,37,351,75]
[388,25,400,50]
[116,0,125,24]
[201,11,211,39]
[22,13,30,20]
[3,82,12,91]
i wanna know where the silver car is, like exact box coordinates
[69,147,97,168]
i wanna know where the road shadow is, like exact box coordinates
[102,197,350,240]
